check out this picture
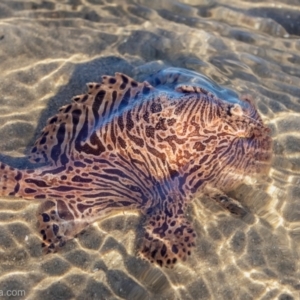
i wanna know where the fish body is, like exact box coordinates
[0,70,272,267]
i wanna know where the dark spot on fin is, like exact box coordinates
[42,213,50,222]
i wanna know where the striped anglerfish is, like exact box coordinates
[0,70,272,268]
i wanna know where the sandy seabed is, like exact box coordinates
[0,0,300,299]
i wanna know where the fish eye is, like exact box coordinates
[230,104,244,116]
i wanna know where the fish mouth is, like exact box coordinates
[227,122,273,177]
[250,128,273,175]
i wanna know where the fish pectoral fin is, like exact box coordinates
[139,209,196,268]
[205,187,248,217]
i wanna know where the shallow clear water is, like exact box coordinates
[0,0,300,299]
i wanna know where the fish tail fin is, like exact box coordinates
[0,162,24,197]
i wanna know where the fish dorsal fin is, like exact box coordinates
[29,73,154,165]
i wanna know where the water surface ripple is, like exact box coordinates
[0,1,300,299]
